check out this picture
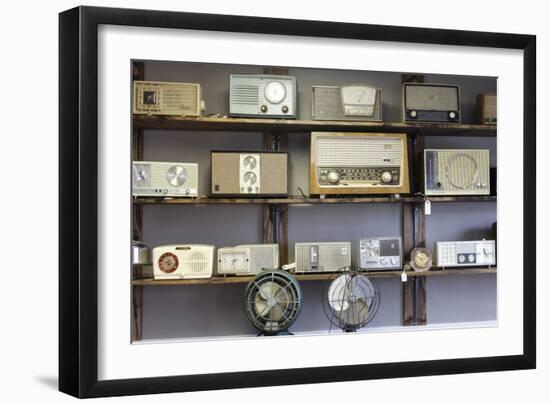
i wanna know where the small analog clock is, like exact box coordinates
[220,249,250,273]
[410,247,432,272]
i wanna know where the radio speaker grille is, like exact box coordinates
[185,251,210,275]
[230,84,259,105]
[315,137,402,166]
[406,85,458,111]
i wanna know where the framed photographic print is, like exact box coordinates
[59,6,536,398]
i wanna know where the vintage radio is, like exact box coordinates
[310,132,409,195]
[132,161,198,197]
[229,74,297,118]
[359,237,402,270]
[312,85,382,121]
[423,149,490,196]
[152,245,215,279]
[294,242,351,273]
[217,244,279,275]
[435,240,495,268]
[478,93,497,124]
[402,83,460,123]
[133,81,204,116]
[211,151,288,196]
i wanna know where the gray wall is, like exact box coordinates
[138,61,497,340]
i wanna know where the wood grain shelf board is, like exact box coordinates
[132,267,496,286]
[133,115,497,136]
[132,195,497,205]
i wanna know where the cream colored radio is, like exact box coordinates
[132,161,198,197]
[294,242,351,273]
[310,132,410,195]
[133,81,205,116]
[153,245,215,279]
[217,244,279,275]
[424,149,490,196]
[435,240,495,268]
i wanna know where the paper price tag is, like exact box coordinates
[425,199,431,215]
[401,271,407,282]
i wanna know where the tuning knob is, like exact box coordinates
[260,105,268,113]
[449,111,457,120]
[380,257,388,265]
[381,171,392,183]
[410,110,417,118]
[282,105,289,113]
[327,171,340,184]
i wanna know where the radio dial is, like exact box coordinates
[381,171,392,183]
[327,171,340,184]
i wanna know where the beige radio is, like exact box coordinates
[132,161,198,197]
[217,244,279,276]
[312,85,382,121]
[211,151,288,196]
[294,242,351,273]
[153,245,215,279]
[310,132,410,195]
[424,149,490,196]
[133,81,205,116]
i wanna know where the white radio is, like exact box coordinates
[153,245,215,279]
[132,161,198,197]
[424,149,490,196]
[294,242,351,273]
[434,240,495,268]
[217,244,279,276]
[359,237,402,270]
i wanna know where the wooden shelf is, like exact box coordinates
[132,267,497,286]
[133,195,497,205]
[133,115,496,136]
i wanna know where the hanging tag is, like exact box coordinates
[401,271,407,282]
[425,199,431,215]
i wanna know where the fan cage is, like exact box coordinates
[322,271,381,332]
[244,270,302,335]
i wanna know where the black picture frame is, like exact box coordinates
[59,6,536,398]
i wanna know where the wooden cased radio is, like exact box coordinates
[310,132,410,195]
[402,83,460,123]
[211,151,288,196]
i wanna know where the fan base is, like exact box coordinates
[257,330,294,337]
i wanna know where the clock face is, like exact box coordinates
[158,252,178,273]
[264,81,287,104]
[221,250,249,272]
[411,248,431,271]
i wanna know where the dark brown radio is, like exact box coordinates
[402,83,460,123]
[211,151,288,196]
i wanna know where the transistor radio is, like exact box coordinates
[423,149,490,196]
[229,74,297,118]
[211,151,288,196]
[310,132,410,195]
[294,242,351,273]
[153,245,215,279]
[359,237,402,270]
[434,240,495,268]
[312,85,382,121]
[402,83,460,123]
[478,93,497,124]
[133,81,205,116]
[132,161,198,197]
[217,244,279,276]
